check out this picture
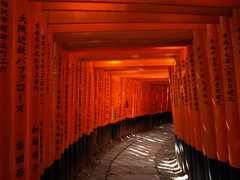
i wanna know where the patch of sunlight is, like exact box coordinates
[128,147,149,156]
[142,137,157,142]
[128,151,140,157]
[172,174,188,180]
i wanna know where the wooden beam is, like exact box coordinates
[70,48,183,57]
[78,54,177,61]
[92,59,174,68]
[50,23,206,33]
[42,2,231,16]
[53,30,193,41]
[48,11,219,24]
[30,0,240,8]
[61,39,192,49]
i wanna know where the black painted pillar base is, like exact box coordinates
[230,166,240,180]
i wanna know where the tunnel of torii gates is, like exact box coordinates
[1,0,240,180]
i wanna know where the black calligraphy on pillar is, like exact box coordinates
[196,48,209,105]
[209,39,222,105]
[74,65,79,135]
[33,23,40,92]
[182,59,189,107]
[55,55,62,152]
[46,43,50,94]
[0,0,9,72]
[40,35,46,104]
[15,12,28,178]
[222,33,235,102]
[189,54,199,111]
[237,27,240,55]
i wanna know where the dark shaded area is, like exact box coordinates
[41,112,173,180]
[175,136,240,180]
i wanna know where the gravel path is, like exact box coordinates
[79,123,188,180]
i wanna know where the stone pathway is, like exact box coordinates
[81,123,188,180]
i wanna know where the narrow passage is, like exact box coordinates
[85,123,188,180]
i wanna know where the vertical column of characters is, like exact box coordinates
[110,75,115,123]
[175,57,186,143]
[99,70,105,126]
[121,78,126,120]
[84,61,91,135]
[187,45,203,153]
[205,24,229,165]
[180,50,190,144]
[218,16,240,170]
[185,51,194,148]
[106,73,111,125]
[183,49,195,148]
[230,9,240,124]
[193,30,217,160]
[39,31,48,176]
[63,53,70,150]
[76,60,82,139]
[133,81,137,117]
[68,57,74,147]
[137,81,141,116]
[95,69,101,128]
[78,60,83,137]
[169,66,180,136]
[61,50,68,154]
[0,0,12,179]
[74,57,79,142]
[136,81,140,116]
[117,77,121,121]
[119,77,123,120]
[44,26,54,169]
[128,79,132,117]
[51,42,57,166]
[93,68,98,129]
[12,0,29,179]
[81,61,87,135]
[87,62,94,134]
[27,2,42,179]
[115,75,119,122]
[53,42,63,161]
[125,78,130,118]
[63,54,69,149]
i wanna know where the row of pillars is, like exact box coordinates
[169,12,240,180]
[0,1,172,179]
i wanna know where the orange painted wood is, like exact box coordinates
[53,31,193,42]
[193,30,217,160]
[42,2,231,16]
[231,9,240,125]
[27,2,43,178]
[0,0,13,179]
[205,24,228,163]
[187,45,203,151]
[62,39,192,49]
[51,23,206,33]
[218,16,240,168]
[29,0,240,8]
[12,0,30,179]
[48,11,219,24]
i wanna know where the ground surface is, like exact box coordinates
[78,123,188,180]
